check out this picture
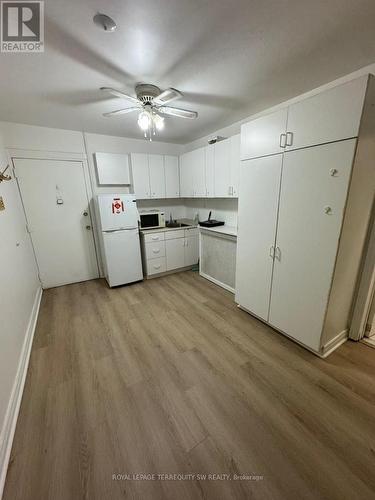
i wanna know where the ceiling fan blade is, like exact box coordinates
[153,88,182,106]
[158,106,198,119]
[100,87,140,105]
[103,106,141,117]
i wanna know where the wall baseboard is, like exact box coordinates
[200,271,235,294]
[0,286,42,500]
[321,329,348,358]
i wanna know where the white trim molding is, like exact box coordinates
[0,286,42,499]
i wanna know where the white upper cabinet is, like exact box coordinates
[214,138,231,197]
[191,148,206,197]
[241,108,288,160]
[229,134,240,197]
[164,155,180,198]
[131,153,150,199]
[205,145,215,197]
[179,137,240,199]
[95,152,130,185]
[148,155,165,198]
[285,77,367,151]
[180,152,193,197]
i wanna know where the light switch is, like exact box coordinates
[0,196,5,211]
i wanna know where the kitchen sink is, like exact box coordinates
[165,222,190,228]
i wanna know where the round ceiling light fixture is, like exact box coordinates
[93,13,117,32]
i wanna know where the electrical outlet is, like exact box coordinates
[0,196,5,211]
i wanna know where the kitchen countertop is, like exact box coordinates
[199,224,238,237]
[140,219,197,235]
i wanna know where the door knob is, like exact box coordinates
[330,168,338,177]
[86,225,91,230]
[83,211,88,216]
[324,206,332,214]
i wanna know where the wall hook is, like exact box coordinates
[0,165,12,183]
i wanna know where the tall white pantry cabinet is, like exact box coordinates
[236,75,375,357]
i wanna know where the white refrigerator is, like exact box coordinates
[97,194,143,287]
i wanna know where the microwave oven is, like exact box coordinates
[139,210,166,230]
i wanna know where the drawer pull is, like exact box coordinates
[152,249,160,254]
[151,236,160,240]
[153,264,161,269]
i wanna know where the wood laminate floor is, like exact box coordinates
[3,271,375,500]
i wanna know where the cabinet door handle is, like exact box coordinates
[286,132,293,147]
[275,246,281,261]
[279,134,287,148]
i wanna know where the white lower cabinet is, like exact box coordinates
[184,235,199,266]
[145,240,165,260]
[147,257,166,276]
[142,228,199,277]
[166,229,199,271]
[166,238,185,270]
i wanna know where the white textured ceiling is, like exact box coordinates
[1,0,375,144]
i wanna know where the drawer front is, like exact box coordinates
[165,229,185,240]
[145,240,166,259]
[146,257,166,275]
[184,227,198,237]
[144,231,165,243]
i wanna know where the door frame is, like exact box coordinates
[9,149,101,282]
[349,201,375,341]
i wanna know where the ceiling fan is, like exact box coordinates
[100,84,198,140]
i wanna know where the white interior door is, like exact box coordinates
[241,108,288,160]
[131,153,150,198]
[14,158,99,288]
[235,154,283,321]
[269,140,356,351]
[149,154,165,198]
[164,155,180,198]
[285,77,367,151]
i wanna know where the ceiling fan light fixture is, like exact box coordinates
[154,114,164,131]
[138,111,151,131]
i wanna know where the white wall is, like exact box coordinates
[182,62,375,152]
[184,198,238,226]
[0,122,85,154]
[0,130,40,495]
